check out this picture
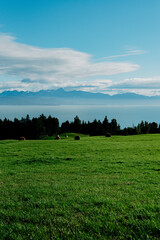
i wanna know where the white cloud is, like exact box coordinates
[93,76,160,96]
[0,34,139,91]
[3,34,158,96]
[58,79,113,92]
[71,77,160,96]
[113,77,160,89]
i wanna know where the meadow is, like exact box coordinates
[0,134,160,239]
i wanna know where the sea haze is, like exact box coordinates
[1,104,160,129]
[1,89,160,128]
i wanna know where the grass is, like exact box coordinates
[0,134,160,239]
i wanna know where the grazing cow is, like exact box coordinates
[19,136,26,141]
[55,135,61,140]
[75,135,80,140]
[106,133,111,137]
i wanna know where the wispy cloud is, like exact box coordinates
[0,34,140,92]
[100,50,146,60]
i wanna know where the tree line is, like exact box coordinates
[0,114,160,140]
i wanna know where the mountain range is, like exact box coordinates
[0,88,159,105]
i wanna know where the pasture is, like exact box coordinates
[0,134,160,239]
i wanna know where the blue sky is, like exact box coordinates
[0,0,160,95]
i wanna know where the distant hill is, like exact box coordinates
[0,88,158,105]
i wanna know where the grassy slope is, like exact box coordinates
[0,135,160,239]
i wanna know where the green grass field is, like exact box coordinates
[0,134,160,239]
